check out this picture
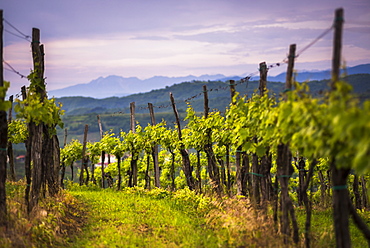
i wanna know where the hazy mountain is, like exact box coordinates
[49,74,226,98]
[267,63,370,82]
[221,64,370,82]
[49,64,370,98]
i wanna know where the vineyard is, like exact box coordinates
[1,8,370,248]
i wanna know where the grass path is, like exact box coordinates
[3,182,369,247]
[68,188,224,248]
[64,186,370,248]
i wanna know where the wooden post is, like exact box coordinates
[0,9,8,227]
[203,85,222,195]
[225,80,237,195]
[277,44,300,244]
[60,128,68,188]
[285,42,311,248]
[229,80,236,104]
[170,92,195,190]
[331,8,344,89]
[21,86,31,212]
[225,145,231,194]
[202,85,210,192]
[230,80,248,196]
[97,115,105,188]
[285,44,296,90]
[128,102,138,187]
[148,103,156,125]
[203,85,209,118]
[7,95,16,181]
[7,96,13,125]
[63,128,68,147]
[29,27,46,211]
[31,28,46,99]
[148,103,160,188]
[79,125,89,185]
[251,62,268,205]
[259,62,267,96]
[170,93,182,141]
[97,115,103,138]
[130,102,136,133]
[330,8,352,248]
[21,86,27,100]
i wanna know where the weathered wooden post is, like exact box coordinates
[7,95,16,181]
[230,80,249,196]
[259,62,267,96]
[29,27,46,211]
[229,80,236,103]
[331,9,343,88]
[203,85,222,195]
[169,92,195,190]
[128,102,138,187]
[252,62,269,204]
[21,85,32,212]
[79,125,89,185]
[148,103,160,188]
[97,115,105,188]
[329,8,352,248]
[60,128,68,188]
[285,44,296,91]
[277,44,299,244]
[0,9,8,227]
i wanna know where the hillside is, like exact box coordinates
[55,74,370,143]
[48,64,370,99]
[57,73,370,115]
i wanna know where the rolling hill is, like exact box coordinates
[55,73,370,143]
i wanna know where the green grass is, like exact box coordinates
[5,180,368,247]
[68,186,224,247]
[295,206,370,248]
[68,185,370,247]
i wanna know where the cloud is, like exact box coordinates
[2,0,370,96]
[131,36,170,41]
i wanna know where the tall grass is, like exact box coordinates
[0,180,85,247]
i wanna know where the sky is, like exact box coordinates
[1,0,370,96]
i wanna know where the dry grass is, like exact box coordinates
[0,180,86,248]
[205,197,290,248]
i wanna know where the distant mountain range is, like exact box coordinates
[49,74,226,99]
[49,64,370,98]
[266,63,370,82]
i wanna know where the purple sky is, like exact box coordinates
[1,0,370,96]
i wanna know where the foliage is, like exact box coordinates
[13,70,64,130]
[225,81,370,174]
[15,93,64,128]
[7,119,28,144]
[86,141,101,165]
[0,81,12,111]
[61,139,83,166]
